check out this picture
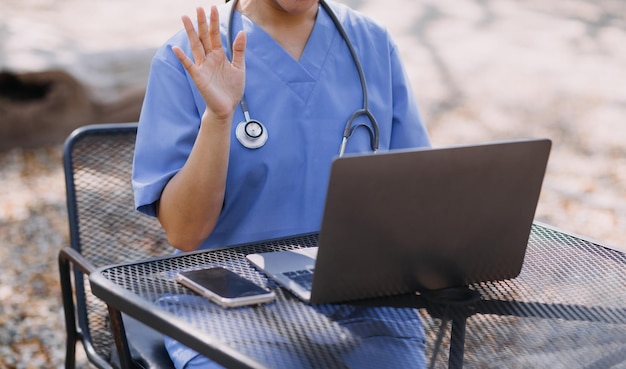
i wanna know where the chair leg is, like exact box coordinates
[59,249,79,369]
[59,247,98,369]
[65,338,77,369]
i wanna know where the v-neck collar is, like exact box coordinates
[233,4,338,101]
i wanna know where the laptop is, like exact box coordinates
[246,138,552,304]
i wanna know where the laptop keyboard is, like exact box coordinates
[283,268,315,290]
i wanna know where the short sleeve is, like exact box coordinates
[132,41,204,217]
[388,39,431,149]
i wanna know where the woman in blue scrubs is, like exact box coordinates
[133,0,431,367]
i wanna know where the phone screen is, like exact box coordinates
[177,267,275,307]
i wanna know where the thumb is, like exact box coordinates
[231,31,247,70]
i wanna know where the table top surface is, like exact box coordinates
[89,223,626,369]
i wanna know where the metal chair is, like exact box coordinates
[58,123,174,369]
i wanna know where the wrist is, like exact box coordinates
[201,109,234,127]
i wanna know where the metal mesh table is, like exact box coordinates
[89,223,626,368]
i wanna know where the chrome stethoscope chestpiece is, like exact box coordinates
[236,119,268,149]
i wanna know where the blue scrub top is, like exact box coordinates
[132,0,431,250]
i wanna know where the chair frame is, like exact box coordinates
[58,123,171,369]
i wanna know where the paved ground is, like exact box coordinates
[1,0,625,367]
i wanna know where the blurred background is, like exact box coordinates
[1,0,625,367]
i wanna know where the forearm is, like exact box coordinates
[157,112,232,251]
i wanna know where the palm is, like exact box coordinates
[173,6,246,120]
[192,49,244,118]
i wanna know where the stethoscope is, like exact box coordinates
[225,0,379,156]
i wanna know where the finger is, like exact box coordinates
[196,7,211,55]
[181,15,205,65]
[208,6,223,52]
[172,46,196,75]
[231,31,247,71]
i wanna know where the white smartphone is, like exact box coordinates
[176,267,276,308]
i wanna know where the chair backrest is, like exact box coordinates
[63,123,172,365]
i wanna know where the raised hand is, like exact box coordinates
[172,6,247,121]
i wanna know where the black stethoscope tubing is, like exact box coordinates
[225,0,379,155]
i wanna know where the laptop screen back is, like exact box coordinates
[309,139,551,303]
